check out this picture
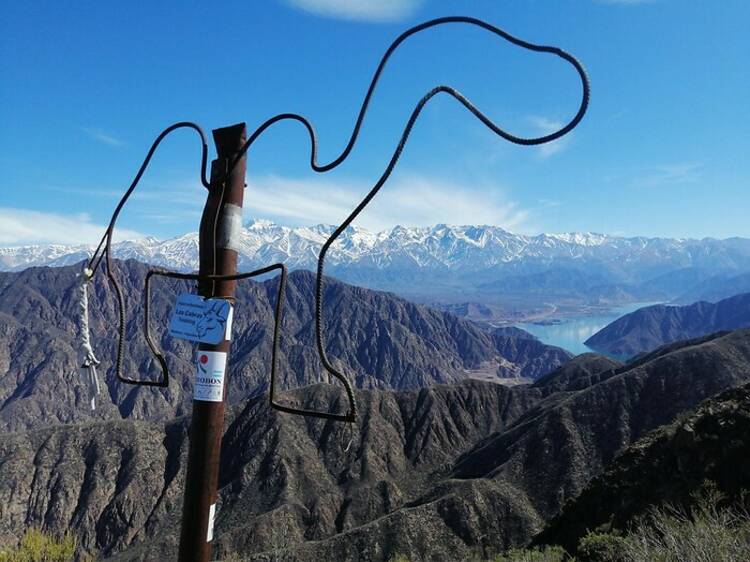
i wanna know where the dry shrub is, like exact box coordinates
[0,528,79,562]
[618,489,750,562]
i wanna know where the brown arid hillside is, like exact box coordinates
[0,260,570,432]
[1,329,750,561]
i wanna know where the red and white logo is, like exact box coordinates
[198,353,209,374]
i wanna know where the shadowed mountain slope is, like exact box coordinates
[0,260,569,432]
[585,292,750,358]
[535,380,750,553]
[532,353,623,392]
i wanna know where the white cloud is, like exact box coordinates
[537,198,562,208]
[285,0,423,22]
[633,162,702,188]
[44,179,206,204]
[141,209,203,224]
[18,174,530,244]
[82,127,124,147]
[0,208,144,246]
[42,181,207,223]
[528,116,572,158]
[246,174,530,232]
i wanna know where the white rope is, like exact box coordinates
[77,266,101,410]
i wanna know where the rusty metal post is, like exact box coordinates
[178,123,247,562]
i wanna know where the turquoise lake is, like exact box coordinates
[515,302,660,356]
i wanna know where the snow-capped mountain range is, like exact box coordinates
[3,219,750,302]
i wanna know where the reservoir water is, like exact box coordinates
[515,302,660,356]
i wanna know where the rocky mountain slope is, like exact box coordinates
[4,220,750,305]
[0,260,569,432]
[585,292,750,358]
[0,380,545,561]
[2,329,749,561]
[536,378,750,553]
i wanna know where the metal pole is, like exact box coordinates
[178,123,247,562]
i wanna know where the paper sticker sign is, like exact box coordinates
[194,351,227,402]
[168,293,233,345]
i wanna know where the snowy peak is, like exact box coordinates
[544,232,609,246]
[2,220,750,279]
[245,218,275,230]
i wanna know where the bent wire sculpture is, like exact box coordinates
[77,16,590,424]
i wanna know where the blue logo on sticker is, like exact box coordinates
[169,294,232,345]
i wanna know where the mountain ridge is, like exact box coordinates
[0,259,570,432]
[585,292,750,358]
[3,329,750,561]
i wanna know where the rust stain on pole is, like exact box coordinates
[178,122,247,562]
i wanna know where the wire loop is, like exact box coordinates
[82,16,589,426]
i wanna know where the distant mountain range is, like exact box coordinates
[585,292,750,358]
[676,270,750,303]
[3,327,750,560]
[3,220,750,308]
[0,259,570,432]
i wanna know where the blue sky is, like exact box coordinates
[1,0,748,245]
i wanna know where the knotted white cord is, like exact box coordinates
[77,266,101,410]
